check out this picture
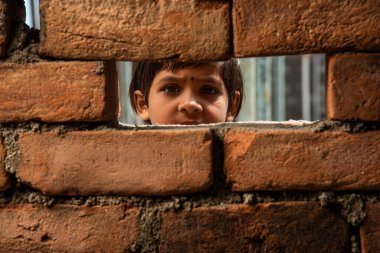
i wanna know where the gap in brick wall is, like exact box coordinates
[25,0,40,30]
[118,55,326,125]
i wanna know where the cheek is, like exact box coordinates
[204,97,229,119]
[214,96,229,111]
[148,93,169,111]
[147,97,178,123]
[150,95,176,110]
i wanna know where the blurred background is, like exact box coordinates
[26,0,326,124]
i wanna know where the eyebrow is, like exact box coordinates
[198,75,221,84]
[157,75,182,84]
[157,75,221,84]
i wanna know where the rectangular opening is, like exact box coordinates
[118,55,326,124]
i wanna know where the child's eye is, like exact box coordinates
[161,84,180,93]
[200,86,218,95]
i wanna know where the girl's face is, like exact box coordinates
[134,64,239,125]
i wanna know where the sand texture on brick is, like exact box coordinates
[160,203,350,252]
[0,61,118,122]
[0,204,138,252]
[233,0,380,56]
[327,53,380,121]
[360,202,380,253]
[18,129,213,196]
[225,129,380,191]
[39,0,229,61]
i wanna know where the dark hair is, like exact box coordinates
[129,59,244,117]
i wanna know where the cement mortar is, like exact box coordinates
[94,61,105,75]
[2,185,379,214]
[319,192,368,226]
[3,22,44,64]
[120,120,380,134]
[338,194,366,227]
[130,207,161,253]
[1,129,20,174]
[311,120,380,133]
[351,234,360,253]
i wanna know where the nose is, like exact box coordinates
[178,96,203,114]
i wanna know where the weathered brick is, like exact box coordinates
[233,0,380,57]
[18,129,212,196]
[327,53,380,121]
[39,0,230,61]
[0,204,138,252]
[0,0,10,56]
[160,202,350,252]
[0,61,118,122]
[224,129,380,191]
[361,202,380,253]
[0,142,11,191]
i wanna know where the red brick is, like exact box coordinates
[0,204,138,252]
[233,0,380,57]
[0,61,118,122]
[39,0,230,61]
[18,129,212,196]
[327,53,380,121]
[0,0,10,56]
[0,142,11,191]
[224,129,380,191]
[160,202,350,252]
[361,202,380,253]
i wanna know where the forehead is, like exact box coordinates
[164,61,222,70]
[160,63,222,78]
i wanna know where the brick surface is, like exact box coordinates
[0,142,10,191]
[0,61,118,122]
[0,0,9,56]
[233,0,380,57]
[327,53,380,121]
[160,202,350,252]
[39,0,229,61]
[224,129,380,191]
[18,129,212,196]
[0,204,138,252]
[361,202,380,253]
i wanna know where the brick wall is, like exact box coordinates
[0,0,379,252]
